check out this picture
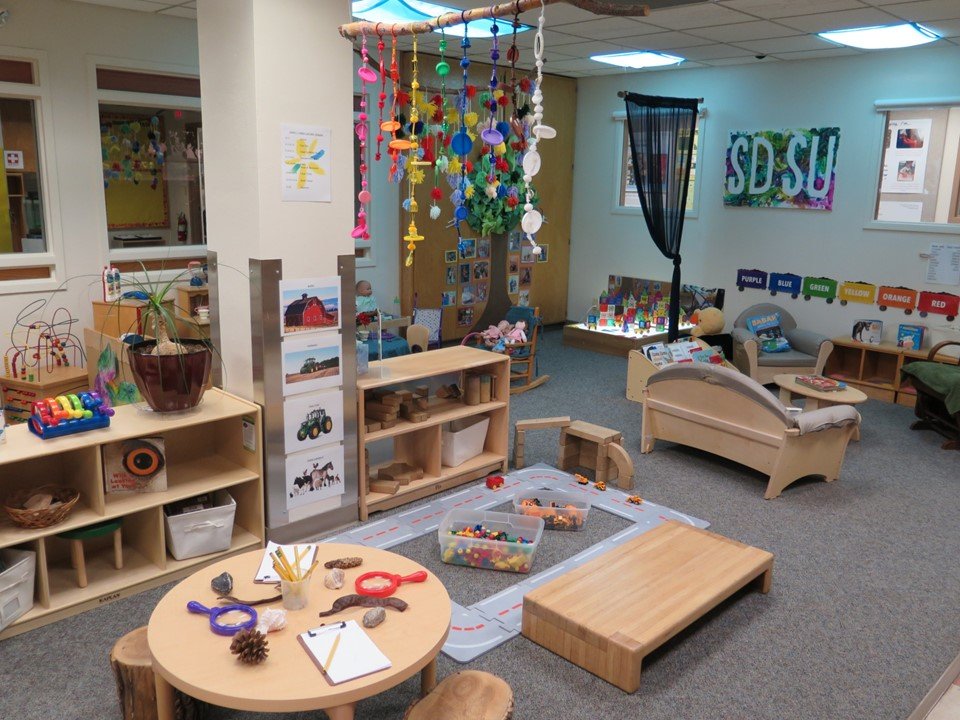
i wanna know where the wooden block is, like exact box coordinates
[413,397,430,411]
[567,420,622,445]
[373,392,401,406]
[607,442,635,490]
[414,385,429,398]
[369,478,400,494]
[365,407,399,422]
[365,401,397,415]
[380,417,397,429]
[365,421,382,433]
[400,402,430,422]
[396,390,414,402]
[561,441,580,458]
[378,462,424,486]
[516,416,572,431]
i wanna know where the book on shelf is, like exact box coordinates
[795,375,847,392]
[897,324,925,351]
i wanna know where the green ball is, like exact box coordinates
[436,60,450,77]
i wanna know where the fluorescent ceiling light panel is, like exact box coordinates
[590,51,685,69]
[818,23,940,50]
[351,0,530,38]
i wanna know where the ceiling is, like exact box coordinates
[69,0,960,76]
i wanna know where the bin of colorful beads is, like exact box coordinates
[438,509,544,573]
[513,490,590,531]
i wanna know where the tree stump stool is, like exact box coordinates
[110,626,206,720]
[404,670,513,720]
[558,420,633,490]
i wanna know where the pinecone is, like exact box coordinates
[324,556,363,570]
[229,628,268,665]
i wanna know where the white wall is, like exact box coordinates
[0,0,198,333]
[569,44,960,347]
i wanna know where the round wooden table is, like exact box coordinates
[148,545,451,720]
[774,374,868,441]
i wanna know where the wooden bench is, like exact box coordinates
[522,521,773,693]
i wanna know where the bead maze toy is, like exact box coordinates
[28,391,114,439]
[4,300,83,381]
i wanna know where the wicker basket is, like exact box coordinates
[3,485,80,529]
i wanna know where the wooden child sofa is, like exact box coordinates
[641,363,860,499]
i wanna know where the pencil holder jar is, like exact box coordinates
[281,577,311,610]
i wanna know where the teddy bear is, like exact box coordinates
[505,320,527,344]
[689,307,724,338]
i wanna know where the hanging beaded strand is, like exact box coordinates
[450,18,473,242]
[481,18,503,201]
[431,28,450,221]
[382,30,402,181]
[521,0,554,255]
[403,32,425,267]
[375,27,387,162]
[353,31,376,241]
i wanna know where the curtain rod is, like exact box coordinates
[339,0,650,39]
[618,90,704,102]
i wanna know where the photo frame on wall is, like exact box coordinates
[461,284,476,305]
[441,290,457,307]
[282,333,341,396]
[519,267,532,287]
[508,274,519,294]
[473,261,489,280]
[519,290,530,307]
[444,250,457,263]
[537,244,549,263]
[457,307,474,326]
[459,263,471,284]
[476,282,489,303]
[459,238,476,259]
[446,266,456,285]
[520,245,537,264]
[279,277,341,336]
[285,444,345,510]
[508,231,521,252]
[508,256,519,274]
[477,238,491,259]
[282,389,344,454]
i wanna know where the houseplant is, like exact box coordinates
[116,264,213,412]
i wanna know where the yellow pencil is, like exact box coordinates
[323,630,342,674]
[275,547,297,580]
[293,545,303,581]
[271,554,289,581]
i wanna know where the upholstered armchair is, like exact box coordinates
[732,303,833,384]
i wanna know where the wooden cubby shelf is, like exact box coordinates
[824,338,953,407]
[358,346,509,519]
[0,388,264,640]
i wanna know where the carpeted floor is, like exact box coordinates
[2,326,958,720]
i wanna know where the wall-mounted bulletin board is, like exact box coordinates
[398,52,575,340]
[101,113,170,229]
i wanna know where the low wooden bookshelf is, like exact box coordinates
[357,346,509,520]
[0,388,264,640]
[824,337,955,407]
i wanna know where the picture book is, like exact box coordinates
[852,319,883,345]
[642,342,672,368]
[897,324,925,351]
[795,375,846,392]
[102,436,167,493]
[298,620,392,685]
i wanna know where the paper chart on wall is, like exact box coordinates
[880,118,931,194]
[877,200,923,223]
[926,243,960,286]
[281,124,331,202]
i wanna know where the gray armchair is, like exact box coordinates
[732,303,833,384]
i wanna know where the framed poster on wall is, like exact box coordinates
[285,444,345,510]
[282,389,344,454]
[281,333,341,396]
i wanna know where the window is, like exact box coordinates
[873,102,960,227]
[96,68,205,257]
[615,117,701,215]
[1,97,46,252]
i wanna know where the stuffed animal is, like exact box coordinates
[505,320,527,344]
[690,307,724,337]
[481,320,513,348]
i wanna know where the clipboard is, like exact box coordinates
[297,620,392,685]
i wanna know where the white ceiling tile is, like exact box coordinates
[159,6,196,18]
[882,0,960,21]
[675,43,761,60]
[733,34,838,52]
[614,31,715,50]
[686,20,802,42]
[718,0,869,19]
[776,7,902,32]
[536,39,641,56]
[72,0,169,10]
[540,28,592,46]
[551,16,668,40]
[772,47,863,59]
[922,19,960,37]
[521,5,601,26]
[646,3,756,30]
[702,55,782,65]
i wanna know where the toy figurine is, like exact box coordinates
[626,495,643,505]
[575,473,589,485]
[594,480,606,491]
[485,475,505,489]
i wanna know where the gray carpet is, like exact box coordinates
[2,326,958,720]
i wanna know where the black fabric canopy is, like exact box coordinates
[622,92,699,342]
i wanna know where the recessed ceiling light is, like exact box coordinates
[590,51,685,69]
[351,0,530,39]
[818,23,940,50]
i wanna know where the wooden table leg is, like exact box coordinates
[778,387,792,405]
[756,566,773,594]
[806,397,822,411]
[154,671,176,720]
[420,657,438,696]
[325,702,356,720]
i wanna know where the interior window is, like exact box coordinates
[0,96,46,253]
[618,119,700,214]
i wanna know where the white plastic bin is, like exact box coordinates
[438,509,543,573]
[513,490,591,531]
[0,548,36,631]
[164,490,236,561]
[441,415,490,467]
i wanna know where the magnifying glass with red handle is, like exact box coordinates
[355,570,428,598]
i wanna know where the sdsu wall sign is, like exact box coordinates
[724,127,841,211]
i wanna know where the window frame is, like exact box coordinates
[87,57,206,263]
[610,111,703,220]
[864,96,960,236]
[0,46,66,294]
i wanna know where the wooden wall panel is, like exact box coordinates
[396,51,575,340]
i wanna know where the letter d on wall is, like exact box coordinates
[748,137,774,194]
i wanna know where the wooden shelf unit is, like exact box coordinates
[357,346,509,520]
[824,338,954,407]
[0,388,264,640]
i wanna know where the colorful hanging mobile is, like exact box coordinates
[521,0,554,254]
[430,29,450,221]
[353,31,377,241]
[375,27,387,162]
[450,20,473,240]
[382,31,403,180]
[403,33,425,267]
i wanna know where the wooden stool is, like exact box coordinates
[110,626,205,720]
[558,420,634,490]
[404,670,513,720]
[513,416,571,469]
[57,518,123,588]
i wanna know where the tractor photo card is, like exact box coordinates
[281,333,342,396]
[282,389,344,454]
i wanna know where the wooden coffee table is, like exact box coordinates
[522,521,773,693]
[148,545,451,720]
[773,373,868,410]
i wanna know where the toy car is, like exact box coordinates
[626,495,643,505]
[296,408,334,441]
[574,473,589,485]
[594,480,606,491]
[485,475,505,489]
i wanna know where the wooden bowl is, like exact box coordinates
[3,485,80,529]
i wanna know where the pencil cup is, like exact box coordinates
[281,577,310,610]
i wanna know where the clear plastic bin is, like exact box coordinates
[513,490,591,531]
[438,509,543,573]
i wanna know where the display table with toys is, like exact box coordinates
[148,544,451,720]
[522,521,773,692]
[357,346,509,520]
